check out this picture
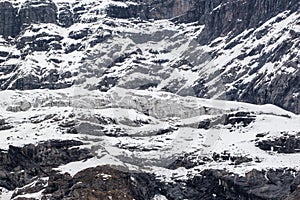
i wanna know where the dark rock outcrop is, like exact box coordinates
[43,165,157,200]
[0,2,20,38]
[1,140,300,200]
[18,0,57,29]
[179,0,300,44]
[224,111,256,127]
[107,3,143,19]
[256,135,300,153]
[159,169,300,200]
[197,111,256,130]
[285,187,300,200]
[168,151,253,170]
[57,3,74,27]
[0,0,58,38]
[107,0,194,20]
[0,118,13,131]
[238,70,300,114]
[0,140,92,190]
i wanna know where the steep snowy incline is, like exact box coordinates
[0,87,300,199]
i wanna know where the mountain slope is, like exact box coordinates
[0,0,300,199]
[0,0,299,113]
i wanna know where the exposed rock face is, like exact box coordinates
[6,159,300,200]
[286,188,300,200]
[43,165,157,200]
[107,0,298,44]
[149,0,194,19]
[168,152,253,170]
[237,70,300,114]
[18,0,57,29]
[0,2,19,38]
[179,0,299,44]
[0,0,298,116]
[57,3,73,27]
[257,135,300,153]
[159,169,300,200]
[0,0,58,38]
[0,118,13,131]
[106,3,143,19]
[0,140,92,190]
[106,0,194,19]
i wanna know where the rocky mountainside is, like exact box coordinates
[0,0,299,113]
[0,0,300,199]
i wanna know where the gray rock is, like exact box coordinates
[6,101,31,112]
[0,118,13,131]
[160,169,299,200]
[0,140,92,190]
[0,2,19,38]
[178,0,299,44]
[18,0,57,29]
[256,135,300,153]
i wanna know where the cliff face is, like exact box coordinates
[0,0,299,114]
[106,0,194,19]
[145,0,195,19]
[0,0,57,38]
[0,0,298,40]
[0,2,19,38]
[190,0,299,44]
[18,0,57,28]
[1,1,300,200]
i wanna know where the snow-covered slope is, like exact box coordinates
[0,0,300,199]
[0,86,300,199]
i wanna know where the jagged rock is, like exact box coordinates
[0,119,13,131]
[285,187,300,200]
[256,135,300,153]
[0,140,92,190]
[16,30,64,52]
[178,0,299,44]
[42,165,158,200]
[66,127,78,134]
[12,177,48,199]
[97,76,119,92]
[168,151,252,170]
[159,169,299,200]
[18,0,57,29]
[6,101,31,112]
[57,3,74,27]
[69,28,90,40]
[224,111,256,127]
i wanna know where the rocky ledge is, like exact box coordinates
[0,140,299,200]
[0,140,92,191]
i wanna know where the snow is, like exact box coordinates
[12,190,45,200]
[0,188,13,200]
[0,0,300,198]
[152,194,168,200]
[0,86,299,181]
[55,157,102,177]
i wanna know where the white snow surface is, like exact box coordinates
[0,87,299,181]
[0,0,299,199]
